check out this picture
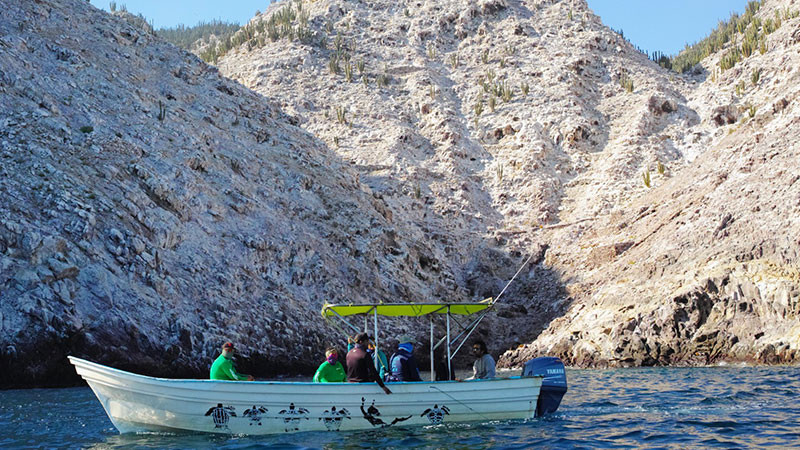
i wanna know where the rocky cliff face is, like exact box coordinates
[2,0,798,388]
[216,0,800,368]
[504,0,800,367]
[0,0,462,387]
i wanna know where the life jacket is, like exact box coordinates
[387,348,420,382]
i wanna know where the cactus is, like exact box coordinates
[328,55,340,74]
[748,104,757,118]
[642,169,651,188]
[520,82,529,96]
[488,95,496,112]
[620,75,634,93]
[735,80,745,96]
[449,53,459,69]
[500,82,513,102]
[336,106,347,124]
[344,61,353,82]
[427,43,436,59]
[157,100,166,121]
[334,32,344,53]
[719,47,741,71]
[657,161,665,175]
[751,68,761,86]
[356,58,365,75]
[474,99,484,117]
[481,49,489,64]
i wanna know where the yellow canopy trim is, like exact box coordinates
[321,299,494,318]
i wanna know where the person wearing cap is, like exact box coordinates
[313,347,346,383]
[346,333,392,394]
[387,334,422,382]
[210,342,254,381]
[348,337,390,381]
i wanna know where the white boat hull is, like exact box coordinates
[69,356,543,435]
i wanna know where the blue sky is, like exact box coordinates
[90,0,748,55]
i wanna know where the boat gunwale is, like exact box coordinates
[69,356,543,388]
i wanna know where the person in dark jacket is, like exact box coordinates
[434,347,456,381]
[346,333,392,394]
[387,335,423,382]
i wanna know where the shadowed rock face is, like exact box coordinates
[1,0,799,388]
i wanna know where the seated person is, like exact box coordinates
[347,338,389,380]
[387,335,422,382]
[467,340,496,380]
[434,348,456,381]
[369,342,389,381]
[210,342,254,381]
[346,333,392,394]
[313,347,346,382]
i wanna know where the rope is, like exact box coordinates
[493,251,536,304]
[429,385,491,421]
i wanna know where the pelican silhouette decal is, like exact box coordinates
[360,397,412,427]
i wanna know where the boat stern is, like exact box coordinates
[523,357,567,417]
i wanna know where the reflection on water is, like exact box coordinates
[2,366,799,448]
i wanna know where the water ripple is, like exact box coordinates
[2,366,800,448]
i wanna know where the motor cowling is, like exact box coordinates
[523,357,567,417]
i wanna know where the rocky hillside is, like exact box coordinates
[216,0,800,368]
[2,0,798,389]
[0,0,462,387]
[504,0,800,367]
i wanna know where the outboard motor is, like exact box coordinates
[523,357,567,417]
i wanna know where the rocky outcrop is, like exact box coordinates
[502,0,800,367]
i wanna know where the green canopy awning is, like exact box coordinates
[321,299,494,318]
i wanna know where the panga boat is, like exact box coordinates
[70,300,567,435]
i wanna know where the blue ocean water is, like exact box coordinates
[1,366,799,449]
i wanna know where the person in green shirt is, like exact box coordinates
[210,342,254,381]
[313,347,346,382]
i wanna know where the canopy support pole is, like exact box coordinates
[325,317,352,343]
[364,315,368,333]
[373,307,379,352]
[329,309,360,334]
[429,316,435,381]
[451,309,489,360]
[446,306,452,381]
